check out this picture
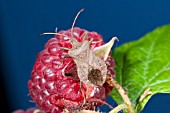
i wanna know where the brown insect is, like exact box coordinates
[67,34,107,86]
[40,9,117,110]
[41,9,117,86]
[51,9,107,86]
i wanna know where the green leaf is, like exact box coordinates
[110,24,170,113]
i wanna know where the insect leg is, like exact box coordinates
[89,38,93,45]
[82,32,88,41]
[61,62,71,76]
[80,81,86,105]
[62,55,71,58]
[60,47,71,51]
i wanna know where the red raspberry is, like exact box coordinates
[28,27,116,113]
[12,108,42,113]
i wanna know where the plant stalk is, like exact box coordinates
[106,75,135,113]
[109,103,128,113]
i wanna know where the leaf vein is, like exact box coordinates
[149,79,170,87]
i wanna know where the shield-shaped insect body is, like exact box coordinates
[67,35,107,86]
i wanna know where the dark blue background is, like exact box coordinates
[0,0,170,113]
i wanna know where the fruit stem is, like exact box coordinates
[109,103,128,113]
[106,75,135,113]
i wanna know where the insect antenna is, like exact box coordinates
[40,9,84,42]
[39,32,68,37]
[71,8,84,38]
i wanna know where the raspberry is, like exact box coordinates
[28,27,116,113]
[12,108,42,113]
